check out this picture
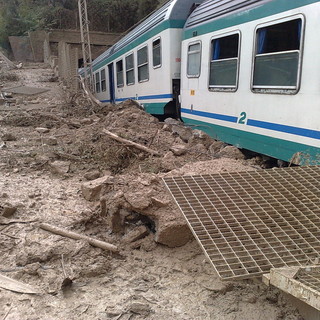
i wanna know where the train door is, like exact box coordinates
[108,63,115,103]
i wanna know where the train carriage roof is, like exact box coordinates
[185,0,272,29]
[92,0,203,69]
[183,0,319,39]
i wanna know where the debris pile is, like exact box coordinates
[0,63,303,320]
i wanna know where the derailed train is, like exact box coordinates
[84,0,320,165]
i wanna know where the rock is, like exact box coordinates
[155,222,193,247]
[190,143,208,155]
[124,191,151,210]
[171,124,193,142]
[50,160,70,175]
[35,127,50,134]
[161,151,176,171]
[162,123,171,132]
[80,118,94,125]
[68,121,81,129]
[123,225,149,243]
[151,197,170,207]
[219,145,246,160]
[208,140,225,155]
[192,129,208,139]
[1,203,17,217]
[128,302,152,315]
[189,130,213,148]
[43,136,58,146]
[1,133,17,141]
[164,117,180,126]
[266,289,279,303]
[170,144,187,156]
[81,175,114,201]
[110,211,123,233]
[84,170,101,181]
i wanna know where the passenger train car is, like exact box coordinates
[86,0,320,165]
[90,0,204,116]
[181,0,320,165]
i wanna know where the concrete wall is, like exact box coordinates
[10,29,120,91]
[8,36,34,62]
[48,29,119,46]
[29,30,47,62]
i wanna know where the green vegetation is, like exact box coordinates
[0,0,164,51]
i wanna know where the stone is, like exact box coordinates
[50,160,70,175]
[1,133,17,141]
[219,145,246,160]
[171,124,193,142]
[162,123,171,132]
[123,225,149,243]
[84,170,101,181]
[160,151,176,171]
[80,118,94,125]
[164,117,180,126]
[190,143,208,155]
[124,191,150,210]
[81,175,114,201]
[192,129,208,139]
[170,144,187,156]
[35,127,50,134]
[151,197,170,207]
[128,302,152,315]
[1,203,17,217]
[155,222,193,247]
[208,140,225,155]
[43,136,58,146]
[110,211,123,233]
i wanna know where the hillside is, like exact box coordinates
[0,0,165,51]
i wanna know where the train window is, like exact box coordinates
[153,38,161,68]
[101,69,106,92]
[187,42,201,77]
[252,18,303,93]
[95,72,101,93]
[126,53,135,85]
[209,33,239,91]
[138,46,149,82]
[116,60,124,87]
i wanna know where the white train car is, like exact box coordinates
[92,0,204,116]
[180,0,320,165]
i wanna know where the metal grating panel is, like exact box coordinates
[163,166,320,280]
[295,267,320,291]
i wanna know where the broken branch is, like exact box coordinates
[102,129,162,157]
[39,223,118,252]
[78,76,103,107]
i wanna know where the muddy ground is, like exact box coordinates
[0,63,303,319]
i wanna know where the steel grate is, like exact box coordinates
[163,166,320,280]
[295,267,320,291]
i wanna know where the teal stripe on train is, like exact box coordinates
[93,20,185,72]
[182,116,320,165]
[184,0,319,40]
[144,102,167,115]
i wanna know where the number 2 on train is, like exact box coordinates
[238,112,247,124]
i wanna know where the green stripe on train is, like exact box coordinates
[93,20,185,72]
[184,0,319,40]
[182,117,320,165]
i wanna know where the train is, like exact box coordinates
[83,0,320,165]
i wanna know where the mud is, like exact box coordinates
[0,62,302,319]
